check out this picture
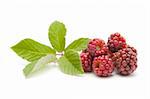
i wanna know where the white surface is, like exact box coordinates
[0,0,150,99]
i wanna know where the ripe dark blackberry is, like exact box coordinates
[107,33,127,53]
[87,38,108,57]
[92,55,114,77]
[80,51,92,72]
[112,46,137,75]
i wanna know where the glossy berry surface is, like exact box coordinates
[92,55,114,77]
[80,51,92,72]
[112,46,137,75]
[88,38,108,57]
[107,33,127,53]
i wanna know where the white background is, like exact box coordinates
[0,0,150,99]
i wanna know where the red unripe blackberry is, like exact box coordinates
[107,33,127,53]
[92,55,114,77]
[112,46,137,75]
[80,51,92,72]
[87,38,108,57]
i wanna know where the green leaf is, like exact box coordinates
[58,49,84,75]
[23,60,37,77]
[23,54,57,77]
[65,38,90,51]
[11,38,56,62]
[48,21,66,52]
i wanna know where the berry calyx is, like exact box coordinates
[88,38,108,57]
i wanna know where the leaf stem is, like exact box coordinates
[56,52,64,56]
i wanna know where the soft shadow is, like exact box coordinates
[117,73,137,77]
[91,73,114,79]
[96,75,114,79]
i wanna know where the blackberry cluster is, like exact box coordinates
[80,50,92,72]
[80,33,138,77]
[107,33,126,53]
[87,39,108,57]
[80,38,114,77]
[112,46,137,75]
[92,55,114,77]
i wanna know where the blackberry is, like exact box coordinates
[112,46,137,75]
[107,33,127,53]
[88,38,108,57]
[80,51,92,72]
[92,55,114,77]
